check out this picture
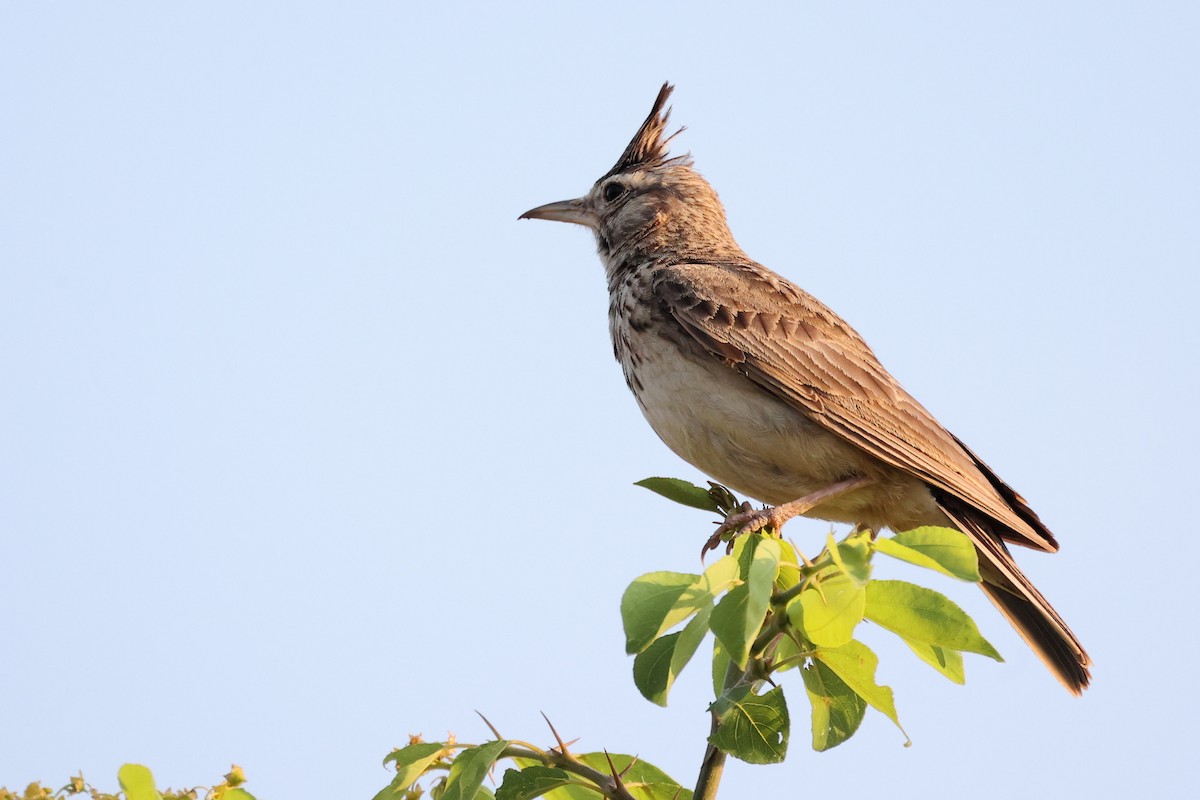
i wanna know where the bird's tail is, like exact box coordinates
[938,504,1092,694]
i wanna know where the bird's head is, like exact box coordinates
[520,83,738,264]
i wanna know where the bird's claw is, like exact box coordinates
[701,502,780,558]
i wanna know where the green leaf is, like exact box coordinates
[442,740,510,800]
[774,539,802,592]
[731,533,753,574]
[117,765,160,800]
[708,684,790,764]
[800,658,867,751]
[621,572,699,653]
[224,791,257,800]
[383,740,447,768]
[710,585,754,668]
[495,767,578,800]
[378,742,447,798]
[730,533,780,580]
[711,637,732,698]
[575,754,692,800]
[633,633,678,706]
[787,573,865,648]
[711,536,779,667]
[622,556,739,656]
[373,776,405,799]
[670,603,711,684]
[814,640,908,744]
[633,604,712,705]
[532,783,596,800]
[876,527,981,581]
[695,554,741,605]
[746,536,782,590]
[508,761,596,800]
[903,639,966,684]
[827,530,872,585]
[865,580,1002,660]
[635,477,721,512]
[769,630,808,673]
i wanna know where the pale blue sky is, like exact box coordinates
[2,2,1198,798]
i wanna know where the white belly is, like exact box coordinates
[625,333,944,531]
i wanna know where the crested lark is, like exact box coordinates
[521,83,1091,693]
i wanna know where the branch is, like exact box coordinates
[500,745,638,800]
[693,658,746,800]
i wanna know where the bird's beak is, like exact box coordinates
[518,197,598,229]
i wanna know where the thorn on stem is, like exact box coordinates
[475,710,503,740]
[603,749,631,796]
[541,711,571,755]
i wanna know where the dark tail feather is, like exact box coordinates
[938,504,1092,694]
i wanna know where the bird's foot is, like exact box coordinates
[700,475,877,559]
[702,503,786,557]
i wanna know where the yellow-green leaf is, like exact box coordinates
[378,741,448,799]
[117,765,160,800]
[903,639,966,684]
[711,537,778,667]
[621,571,699,653]
[814,640,909,745]
[442,740,509,800]
[876,527,980,581]
[865,580,1002,660]
[801,659,867,751]
[828,530,872,585]
[787,573,865,647]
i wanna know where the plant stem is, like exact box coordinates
[693,736,727,800]
[500,745,637,800]
[693,659,744,800]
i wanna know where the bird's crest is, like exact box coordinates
[604,82,691,179]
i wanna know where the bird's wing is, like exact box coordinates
[654,260,1056,552]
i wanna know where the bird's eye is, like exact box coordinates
[602,181,626,202]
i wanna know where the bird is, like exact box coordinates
[520,83,1091,693]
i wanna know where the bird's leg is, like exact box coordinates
[702,475,875,557]
[851,522,879,540]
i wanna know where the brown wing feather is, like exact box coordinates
[937,498,1091,693]
[654,260,1056,552]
